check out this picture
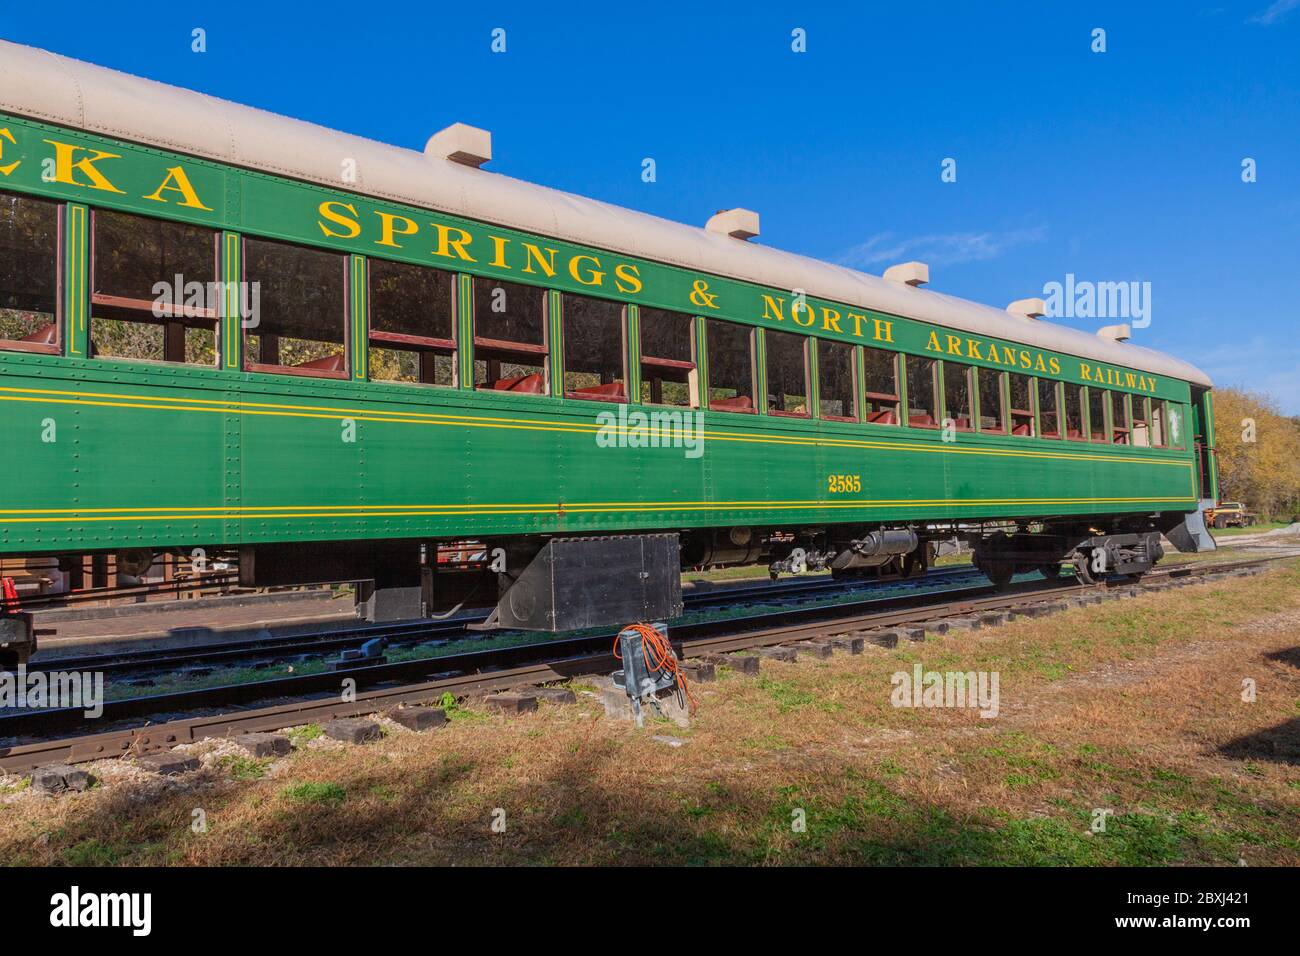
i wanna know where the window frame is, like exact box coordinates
[241,236,351,380]
[904,353,940,429]
[638,306,698,408]
[703,318,757,414]
[862,346,901,426]
[977,367,1008,435]
[559,291,629,404]
[816,338,859,423]
[1086,386,1109,443]
[89,208,221,367]
[1007,372,1035,438]
[1111,391,1131,445]
[763,326,811,419]
[0,194,63,357]
[941,360,975,432]
[365,257,458,388]
[470,276,551,396]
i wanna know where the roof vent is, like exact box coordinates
[424,123,492,168]
[705,208,760,241]
[1007,297,1047,319]
[883,261,929,287]
[1097,323,1131,342]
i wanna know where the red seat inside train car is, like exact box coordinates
[21,323,57,345]
[710,395,753,411]
[479,373,545,394]
[909,413,936,427]
[566,381,625,401]
[1012,423,1032,436]
[295,353,345,372]
[866,409,896,424]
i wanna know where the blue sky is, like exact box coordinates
[4,2,1297,409]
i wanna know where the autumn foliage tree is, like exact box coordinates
[1211,387,1300,520]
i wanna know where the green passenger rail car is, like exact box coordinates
[0,41,1218,662]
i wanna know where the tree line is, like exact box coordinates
[1212,387,1300,521]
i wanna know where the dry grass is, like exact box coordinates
[3,561,1299,866]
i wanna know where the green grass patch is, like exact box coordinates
[281,782,346,804]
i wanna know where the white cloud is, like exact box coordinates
[1248,0,1300,24]
[837,226,1047,269]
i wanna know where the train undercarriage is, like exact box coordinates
[0,508,1213,669]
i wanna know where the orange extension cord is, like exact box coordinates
[613,622,697,713]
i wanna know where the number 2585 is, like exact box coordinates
[827,474,861,493]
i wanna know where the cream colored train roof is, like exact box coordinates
[0,40,1211,387]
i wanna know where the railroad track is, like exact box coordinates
[0,553,1283,773]
[28,566,985,678]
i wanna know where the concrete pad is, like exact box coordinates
[485,691,539,714]
[322,718,383,744]
[901,627,927,643]
[679,660,717,682]
[387,706,447,731]
[793,641,833,660]
[31,765,75,794]
[861,630,900,648]
[705,653,760,675]
[818,634,864,655]
[978,612,1007,627]
[233,732,293,757]
[533,686,579,704]
[755,645,797,663]
[134,752,201,776]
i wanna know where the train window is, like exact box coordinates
[1087,388,1107,442]
[1132,396,1151,447]
[942,362,974,430]
[0,191,59,354]
[1037,378,1060,439]
[1009,373,1035,437]
[244,237,348,378]
[367,258,455,386]
[639,307,696,407]
[818,339,857,422]
[863,346,899,425]
[90,210,218,365]
[904,354,938,427]
[1151,401,1166,447]
[1063,383,1085,439]
[1111,391,1130,445]
[977,368,1006,434]
[705,319,755,412]
[765,327,809,417]
[473,278,548,394]
[562,293,626,402]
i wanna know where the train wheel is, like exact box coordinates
[985,560,1014,589]
[1071,552,1097,586]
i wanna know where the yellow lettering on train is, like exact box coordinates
[375,212,418,248]
[946,335,962,355]
[613,262,642,294]
[761,294,786,322]
[569,254,604,286]
[431,223,476,262]
[142,165,212,211]
[43,140,126,194]
[1048,357,1060,375]
[1034,354,1048,373]
[1018,350,1032,369]
[0,128,21,177]
[521,243,557,277]
[872,318,894,343]
[925,331,941,352]
[820,307,843,333]
[966,338,983,361]
[790,300,815,327]
[317,201,361,239]
[488,235,511,268]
